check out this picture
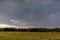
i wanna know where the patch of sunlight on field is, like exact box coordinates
[0,32,60,40]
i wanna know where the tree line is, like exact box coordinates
[0,28,60,32]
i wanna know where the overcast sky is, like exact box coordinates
[0,0,60,27]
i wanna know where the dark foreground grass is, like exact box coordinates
[0,32,60,40]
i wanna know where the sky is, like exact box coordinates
[0,0,60,28]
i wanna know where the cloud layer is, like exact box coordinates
[0,0,60,27]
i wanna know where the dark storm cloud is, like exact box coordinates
[0,0,60,27]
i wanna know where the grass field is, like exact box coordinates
[0,32,60,40]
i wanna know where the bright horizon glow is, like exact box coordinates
[0,24,58,28]
[0,24,17,28]
[0,24,30,28]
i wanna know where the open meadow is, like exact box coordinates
[0,32,59,40]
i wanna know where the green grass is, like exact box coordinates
[0,32,60,40]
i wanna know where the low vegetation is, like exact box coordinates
[0,32,60,40]
[0,28,60,40]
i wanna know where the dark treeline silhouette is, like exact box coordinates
[0,28,60,32]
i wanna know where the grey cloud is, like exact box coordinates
[0,0,60,27]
